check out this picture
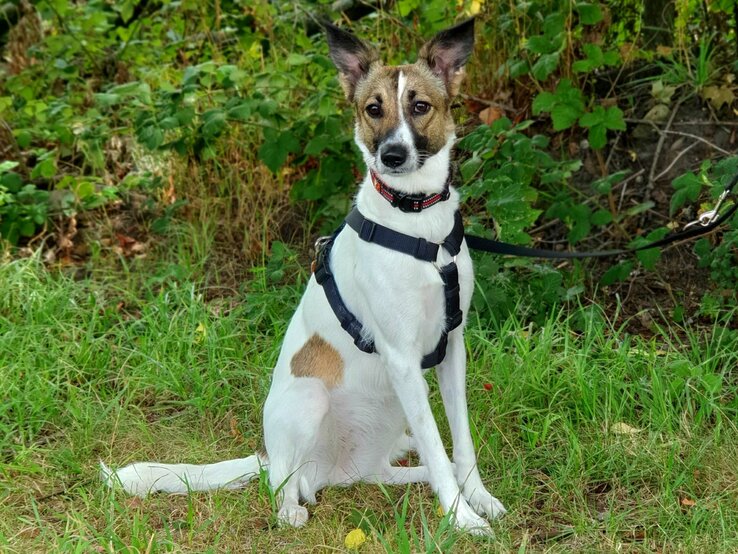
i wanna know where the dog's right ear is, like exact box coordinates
[324,22,378,101]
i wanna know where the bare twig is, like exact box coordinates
[653,140,699,182]
[661,130,733,156]
[617,168,646,212]
[625,118,738,127]
[36,478,92,501]
[460,93,515,112]
[648,98,683,190]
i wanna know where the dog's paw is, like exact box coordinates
[463,485,507,520]
[451,502,493,536]
[278,504,309,527]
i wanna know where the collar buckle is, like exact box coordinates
[391,192,424,213]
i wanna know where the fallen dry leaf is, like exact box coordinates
[230,416,243,441]
[644,104,670,123]
[479,105,504,125]
[701,85,735,110]
[125,496,144,509]
[610,422,642,435]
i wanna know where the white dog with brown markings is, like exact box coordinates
[102,18,506,535]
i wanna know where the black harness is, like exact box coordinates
[314,207,465,369]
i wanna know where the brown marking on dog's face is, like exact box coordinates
[353,63,455,160]
[290,334,344,388]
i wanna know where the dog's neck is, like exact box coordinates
[355,137,460,243]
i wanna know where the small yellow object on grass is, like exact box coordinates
[436,505,444,518]
[195,322,207,343]
[344,528,367,550]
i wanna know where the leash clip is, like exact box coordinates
[684,189,730,229]
[314,235,332,253]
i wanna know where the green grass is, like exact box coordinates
[1,254,738,553]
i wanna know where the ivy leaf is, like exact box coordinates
[567,204,592,244]
[139,125,164,150]
[575,2,603,25]
[30,158,57,180]
[1,171,23,193]
[227,103,252,122]
[551,103,582,130]
[201,109,227,139]
[532,52,560,81]
[631,227,669,269]
[592,170,629,194]
[580,106,625,148]
[508,59,530,78]
[588,123,608,149]
[579,106,605,128]
[604,106,626,130]
[591,209,613,225]
[259,130,300,173]
[670,172,702,215]
[19,218,36,238]
[526,35,558,55]
[532,92,557,114]
[572,58,597,73]
[601,260,634,285]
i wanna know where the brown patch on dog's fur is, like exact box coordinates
[353,64,455,156]
[290,334,344,388]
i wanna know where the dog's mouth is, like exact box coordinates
[375,163,415,176]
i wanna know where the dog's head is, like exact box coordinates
[325,20,475,178]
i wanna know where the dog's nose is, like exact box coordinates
[380,144,408,168]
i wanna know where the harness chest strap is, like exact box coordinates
[314,208,465,369]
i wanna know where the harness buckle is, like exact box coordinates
[358,219,377,242]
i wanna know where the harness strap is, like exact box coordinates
[315,208,465,369]
[345,207,465,260]
[421,262,463,368]
[313,225,376,355]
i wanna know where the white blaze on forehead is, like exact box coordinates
[395,71,413,145]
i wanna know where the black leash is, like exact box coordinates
[465,173,738,260]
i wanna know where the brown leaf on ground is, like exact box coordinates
[701,85,736,110]
[479,106,504,125]
[230,416,244,442]
[114,233,147,257]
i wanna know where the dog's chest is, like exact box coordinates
[331,230,457,354]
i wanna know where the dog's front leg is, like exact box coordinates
[382,345,492,535]
[436,329,507,520]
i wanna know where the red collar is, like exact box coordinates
[370,169,451,213]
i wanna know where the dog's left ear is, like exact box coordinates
[418,18,475,96]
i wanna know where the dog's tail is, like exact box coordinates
[100,453,265,497]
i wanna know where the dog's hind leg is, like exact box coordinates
[263,378,331,527]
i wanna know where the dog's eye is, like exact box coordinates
[412,101,430,115]
[365,104,383,118]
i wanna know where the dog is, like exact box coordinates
[102,18,506,535]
